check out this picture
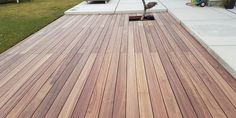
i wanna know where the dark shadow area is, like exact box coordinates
[0,0,16,4]
[87,1,106,4]
[129,15,155,21]
[0,0,30,4]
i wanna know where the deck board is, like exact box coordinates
[0,12,236,118]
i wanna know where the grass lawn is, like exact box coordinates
[0,0,80,53]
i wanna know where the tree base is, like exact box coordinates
[129,15,155,21]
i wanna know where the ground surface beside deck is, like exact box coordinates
[0,12,236,118]
[65,0,167,14]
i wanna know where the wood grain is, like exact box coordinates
[0,13,235,118]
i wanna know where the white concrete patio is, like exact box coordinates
[229,7,236,14]
[115,0,166,13]
[65,0,167,14]
[65,0,119,14]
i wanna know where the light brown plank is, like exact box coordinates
[135,53,153,118]
[137,21,169,118]
[126,21,139,118]
[153,13,198,118]
[71,15,121,118]
[0,13,235,118]
[99,15,124,118]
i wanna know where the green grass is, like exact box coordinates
[0,0,80,53]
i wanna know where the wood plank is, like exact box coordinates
[156,13,213,118]
[152,13,198,118]
[98,53,120,118]
[158,13,227,118]
[112,15,129,118]
[133,21,142,53]
[84,54,112,118]
[145,21,183,118]
[143,22,157,52]
[0,54,36,89]
[160,13,236,117]
[8,15,102,118]
[137,21,168,118]
[135,53,153,118]
[168,52,212,118]
[126,21,139,118]
[56,15,112,118]
[70,15,121,118]
[112,53,127,118]
[165,13,236,93]
[0,54,20,69]
[30,15,107,118]
[3,53,65,118]
[1,30,86,117]
[185,52,236,118]
[120,14,129,54]
[0,15,76,73]
[58,15,117,118]
[0,15,85,89]
[61,15,111,117]
[170,15,236,108]
[85,16,122,118]
[0,13,236,118]
[151,53,183,118]
[98,15,123,118]
[0,15,90,115]
[44,15,111,118]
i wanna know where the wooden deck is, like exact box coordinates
[0,12,236,118]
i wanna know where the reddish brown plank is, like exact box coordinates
[0,13,235,118]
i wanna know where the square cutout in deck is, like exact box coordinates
[129,15,155,21]
[87,1,106,4]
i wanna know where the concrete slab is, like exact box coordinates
[209,46,236,77]
[65,0,167,14]
[115,0,167,13]
[158,0,192,9]
[65,0,119,14]
[229,8,236,14]
[169,7,234,21]
[182,20,236,46]
[213,7,236,19]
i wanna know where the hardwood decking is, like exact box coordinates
[0,12,236,118]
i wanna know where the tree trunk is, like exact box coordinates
[141,0,146,20]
